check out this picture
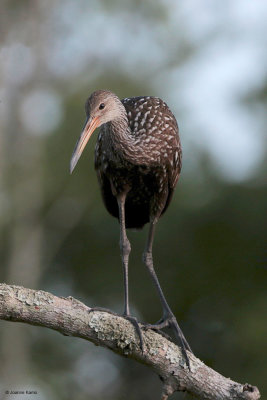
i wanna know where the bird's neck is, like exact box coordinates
[107,115,137,159]
[109,114,130,139]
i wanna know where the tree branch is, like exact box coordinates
[0,283,260,400]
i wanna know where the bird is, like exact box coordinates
[70,89,192,366]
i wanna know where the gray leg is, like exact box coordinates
[117,194,144,350]
[143,222,172,316]
[117,194,131,316]
[143,221,192,367]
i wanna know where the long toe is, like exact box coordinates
[88,306,119,316]
[123,314,144,352]
[142,314,192,369]
[89,309,145,354]
[142,319,169,331]
[165,315,192,369]
[169,317,192,352]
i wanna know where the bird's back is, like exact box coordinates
[95,96,182,229]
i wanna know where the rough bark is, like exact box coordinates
[0,283,261,400]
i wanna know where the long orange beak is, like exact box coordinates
[70,116,100,174]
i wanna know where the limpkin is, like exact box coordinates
[70,89,192,366]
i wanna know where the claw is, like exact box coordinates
[88,308,144,353]
[88,306,118,316]
[123,314,144,352]
[142,313,192,370]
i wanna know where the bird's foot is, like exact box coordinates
[143,313,192,369]
[123,314,144,353]
[88,308,144,353]
[88,306,119,316]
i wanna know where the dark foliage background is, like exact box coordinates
[0,1,266,399]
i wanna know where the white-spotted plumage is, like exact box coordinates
[91,92,182,229]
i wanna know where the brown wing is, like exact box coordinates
[122,96,182,217]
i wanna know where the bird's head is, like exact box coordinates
[70,90,124,173]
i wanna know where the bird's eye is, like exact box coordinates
[99,103,105,110]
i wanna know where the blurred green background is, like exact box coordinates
[0,1,266,399]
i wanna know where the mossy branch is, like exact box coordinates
[0,283,260,400]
